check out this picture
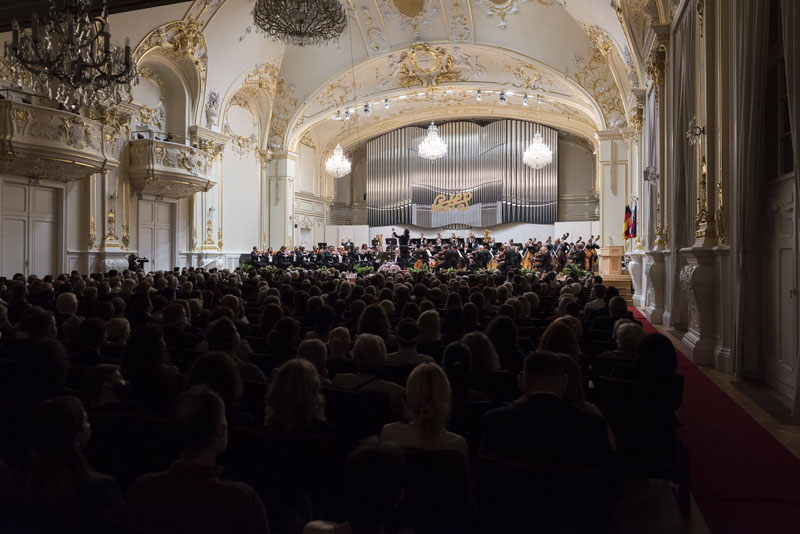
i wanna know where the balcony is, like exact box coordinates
[128,131,216,199]
[0,89,116,181]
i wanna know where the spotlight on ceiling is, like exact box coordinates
[523,94,528,106]
[343,110,351,121]
[476,90,482,102]
[384,98,390,109]
[498,91,507,105]
[363,103,371,116]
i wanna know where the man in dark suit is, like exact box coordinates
[162,303,201,351]
[443,245,461,269]
[480,351,615,477]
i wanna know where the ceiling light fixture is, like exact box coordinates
[5,0,136,108]
[523,94,528,106]
[523,132,553,170]
[476,89,482,101]
[363,103,371,116]
[253,0,347,47]
[498,91,507,105]
[418,122,448,160]
[325,143,352,177]
[384,98,390,109]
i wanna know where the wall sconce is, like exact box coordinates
[686,116,706,145]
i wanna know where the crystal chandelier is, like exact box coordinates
[4,0,136,108]
[253,0,348,47]
[418,122,448,160]
[326,144,352,178]
[522,132,553,170]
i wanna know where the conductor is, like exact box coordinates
[392,227,411,268]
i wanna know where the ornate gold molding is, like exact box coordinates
[88,217,97,251]
[397,43,464,89]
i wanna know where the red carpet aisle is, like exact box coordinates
[630,308,800,533]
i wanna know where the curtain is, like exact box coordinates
[731,0,770,376]
[644,86,658,250]
[668,3,695,329]
[783,1,800,192]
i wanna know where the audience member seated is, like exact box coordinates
[358,304,397,353]
[186,352,252,426]
[480,351,615,478]
[205,318,266,384]
[558,354,615,449]
[603,320,645,360]
[461,331,500,373]
[381,363,469,463]
[265,317,299,358]
[162,303,202,351]
[303,437,405,534]
[7,339,74,403]
[265,359,339,447]
[332,334,409,421]
[54,292,79,327]
[327,327,352,360]
[121,386,270,533]
[583,284,606,313]
[121,324,179,416]
[71,318,107,367]
[82,364,139,413]
[485,315,524,371]
[539,320,583,358]
[0,396,122,530]
[103,318,130,362]
[387,321,434,366]
[305,305,337,343]
[297,339,333,386]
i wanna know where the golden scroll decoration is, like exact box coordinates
[431,192,472,213]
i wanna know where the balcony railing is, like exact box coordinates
[0,88,116,181]
[128,130,215,199]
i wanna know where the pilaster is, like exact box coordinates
[266,150,298,249]
[679,246,716,365]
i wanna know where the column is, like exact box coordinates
[266,151,297,249]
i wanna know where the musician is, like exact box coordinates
[466,235,477,251]
[569,242,586,268]
[392,227,411,268]
[585,236,600,272]
[275,246,291,269]
[532,241,549,270]
[443,244,461,269]
[474,245,491,269]
[251,246,260,265]
[263,247,275,266]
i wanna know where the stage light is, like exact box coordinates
[477,90,482,101]
[343,110,351,121]
[498,91,507,105]
[384,98,390,109]
[523,94,528,106]
[363,103,371,116]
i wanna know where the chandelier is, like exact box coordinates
[325,143,352,178]
[5,0,136,108]
[253,0,348,47]
[523,132,553,170]
[418,122,448,160]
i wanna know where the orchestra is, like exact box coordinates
[246,231,602,274]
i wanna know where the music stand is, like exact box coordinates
[317,243,327,249]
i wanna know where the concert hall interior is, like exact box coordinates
[0,0,798,533]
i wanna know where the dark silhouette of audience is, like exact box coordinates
[0,266,686,533]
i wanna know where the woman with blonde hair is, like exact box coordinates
[265,358,326,436]
[381,363,468,462]
[461,331,500,373]
[328,326,352,360]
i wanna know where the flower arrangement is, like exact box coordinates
[263,265,279,273]
[378,262,401,274]
[407,264,429,274]
[562,263,587,278]
[354,265,375,275]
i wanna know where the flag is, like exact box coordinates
[631,204,637,238]
[623,205,632,239]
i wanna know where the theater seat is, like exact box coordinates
[396,448,470,533]
[475,454,614,534]
[322,387,393,451]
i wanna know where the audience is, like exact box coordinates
[0,265,685,533]
[381,363,469,462]
[122,386,270,533]
[386,320,434,366]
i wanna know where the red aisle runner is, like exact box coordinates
[630,308,800,533]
